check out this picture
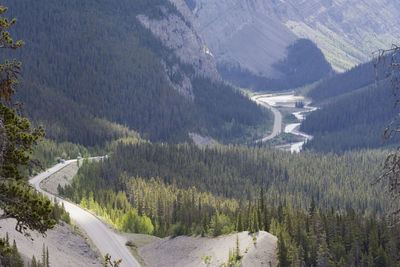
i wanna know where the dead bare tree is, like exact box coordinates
[374,45,400,222]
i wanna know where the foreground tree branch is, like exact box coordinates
[374,45,400,221]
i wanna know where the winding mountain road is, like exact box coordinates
[251,95,282,143]
[29,159,140,267]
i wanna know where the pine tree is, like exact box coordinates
[277,233,291,267]
[0,5,53,235]
[5,232,9,245]
[42,243,46,267]
[317,237,331,267]
[46,246,49,267]
[309,197,316,218]
[236,211,243,232]
[252,208,259,233]
[235,235,241,261]
[212,211,222,236]
[31,255,38,267]
[258,188,265,229]
[10,239,23,267]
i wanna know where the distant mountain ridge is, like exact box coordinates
[188,0,400,77]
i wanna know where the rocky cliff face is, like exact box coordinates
[137,0,220,100]
[190,0,400,73]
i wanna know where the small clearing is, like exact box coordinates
[189,132,217,148]
[138,231,277,267]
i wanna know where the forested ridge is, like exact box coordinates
[300,57,399,153]
[4,0,270,146]
[307,61,376,103]
[59,141,389,226]
[58,142,400,265]
[302,83,399,153]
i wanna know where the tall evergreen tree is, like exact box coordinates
[277,233,291,267]
[0,5,54,235]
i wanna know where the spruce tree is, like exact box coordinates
[277,232,291,267]
[236,211,243,232]
[0,5,53,235]
[31,255,38,267]
[42,243,46,267]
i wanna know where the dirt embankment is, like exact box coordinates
[138,231,277,267]
[0,218,102,267]
[40,161,80,195]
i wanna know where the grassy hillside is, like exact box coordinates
[5,0,270,146]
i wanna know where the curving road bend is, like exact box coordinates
[29,159,140,267]
[251,95,282,143]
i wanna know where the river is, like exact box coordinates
[252,93,316,152]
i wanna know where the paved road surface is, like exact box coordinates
[30,159,140,267]
[252,95,282,143]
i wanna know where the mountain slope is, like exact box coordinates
[301,59,399,152]
[302,83,398,152]
[218,39,333,91]
[5,0,271,145]
[307,61,376,103]
[190,0,400,76]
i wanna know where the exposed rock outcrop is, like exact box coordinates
[137,1,220,99]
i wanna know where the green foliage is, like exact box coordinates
[210,212,234,237]
[0,5,54,235]
[50,200,70,225]
[225,248,241,267]
[301,58,399,153]
[277,232,291,267]
[70,142,388,213]
[0,181,55,234]
[221,235,242,267]
[104,253,122,267]
[170,222,186,237]
[200,255,212,266]
[29,243,50,267]
[0,100,44,181]
[302,82,398,153]
[0,236,23,267]
[32,139,88,170]
[73,190,154,235]
[120,210,153,235]
[192,78,272,143]
[0,6,23,102]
